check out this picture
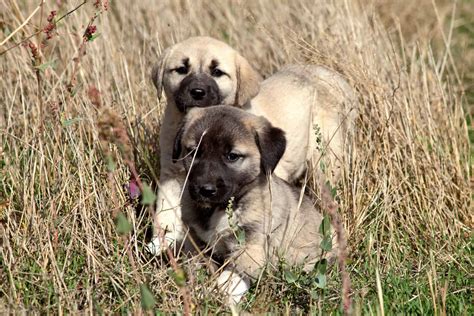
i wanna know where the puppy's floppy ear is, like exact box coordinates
[172,120,185,162]
[255,120,286,174]
[151,47,171,100]
[235,54,263,107]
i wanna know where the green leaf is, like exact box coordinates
[141,184,156,205]
[140,284,156,310]
[115,212,132,235]
[196,267,208,283]
[168,268,186,287]
[314,273,327,289]
[315,259,328,275]
[88,33,101,42]
[331,186,337,198]
[34,59,56,72]
[106,155,116,172]
[319,215,331,236]
[221,30,230,41]
[321,235,333,252]
[236,228,246,245]
[62,117,82,127]
[319,160,326,173]
[284,270,298,284]
[325,180,337,198]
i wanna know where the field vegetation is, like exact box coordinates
[0,0,472,314]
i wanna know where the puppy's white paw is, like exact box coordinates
[145,235,175,255]
[217,270,250,305]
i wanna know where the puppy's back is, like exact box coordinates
[248,64,357,182]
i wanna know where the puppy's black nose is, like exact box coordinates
[190,88,206,100]
[199,184,217,198]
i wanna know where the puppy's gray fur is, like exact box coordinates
[174,106,336,303]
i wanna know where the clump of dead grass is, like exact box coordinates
[0,0,471,313]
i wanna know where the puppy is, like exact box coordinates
[248,65,357,182]
[148,36,356,254]
[148,37,262,253]
[174,106,336,304]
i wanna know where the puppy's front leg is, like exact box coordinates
[146,177,185,255]
[216,270,250,306]
[217,243,267,305]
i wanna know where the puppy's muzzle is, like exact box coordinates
[189,180,231,205]
[174,73,221,112]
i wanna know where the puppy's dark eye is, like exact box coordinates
[226,152,242,162]
[174,66,188,75]
[211,68,225,77]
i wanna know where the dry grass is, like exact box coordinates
[0,0,471,313]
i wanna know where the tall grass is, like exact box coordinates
[0,0,471,313]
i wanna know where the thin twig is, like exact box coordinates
[56,0,88,24]
[0,0,45,46]
[0,0,88,56]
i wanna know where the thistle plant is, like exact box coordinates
[225,196,246,246]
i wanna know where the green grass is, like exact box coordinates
[234,237,472,314]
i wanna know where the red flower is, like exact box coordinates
[43,11,57,40]
[47,10,57,22]
[84,25,97,41]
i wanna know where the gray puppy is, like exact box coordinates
[173,105,336,304]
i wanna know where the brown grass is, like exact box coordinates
[0,0,471,313]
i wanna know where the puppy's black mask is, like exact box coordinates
[174,73,222,112]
